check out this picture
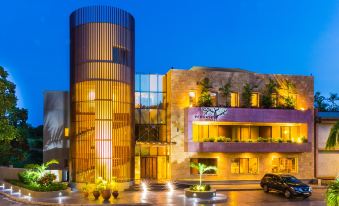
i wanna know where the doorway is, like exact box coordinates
[141,157,157,179]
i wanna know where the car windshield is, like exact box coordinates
[282,176,301,183]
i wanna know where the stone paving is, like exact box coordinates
[0,188,327,206]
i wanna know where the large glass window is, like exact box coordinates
[272,157,298,173]
[251,93,259,107]
[231,158,258,174]
[112,47,129,66]
[135,74,167,142]
[190,158,217,175]
[231,92,239,107]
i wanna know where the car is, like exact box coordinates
[260,173,312,199]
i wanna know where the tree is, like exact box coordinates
[0,66,29,166]
[326,121,339,149]
[262,79,278,108]
[325,176,339,206]
[242,83,257,108]
[218,82,231,107]
[197,78,212,107]
[314,92,329,112]
[190,162,217,186]
[328,93,339,112]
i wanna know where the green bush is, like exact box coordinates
[189,184,211,191]
[7,179,67,192]
[37,173,56,186]
[18,170,39,185]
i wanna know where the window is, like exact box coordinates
[112,47,129,66]
[211,92,218,106]
[189,91,196,107]
[231,158,258,174]
[251,93,259,107]
[190,158,217,175]
[272,157,298,173]
[64,128,69,137]
[230,92,239,107]
[272,93,278,107]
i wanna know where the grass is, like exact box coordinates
[7,179,68,192]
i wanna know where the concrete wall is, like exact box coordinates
[165,69,315,180]
[316,122,339,178]
[43,91,70,170]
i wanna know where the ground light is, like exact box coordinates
[141,182,148,192]
[166,182,174,192]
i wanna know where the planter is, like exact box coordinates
[101,189,111,200]
[92,190,100,200]
[184,188,217,199]
[83,191,89,198]
[112,190,119,199]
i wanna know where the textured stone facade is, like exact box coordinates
[165,67,315,180]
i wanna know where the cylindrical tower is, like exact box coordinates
[70,6,135,183]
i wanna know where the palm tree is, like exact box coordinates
[190,162,217,186]
[219,83,231,106]
[326,121,339,149]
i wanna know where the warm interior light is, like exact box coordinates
[64,128,69,137]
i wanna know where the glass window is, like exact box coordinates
[272,157,298,173]
[231,92,239,107]
[140,92,149,108]
[281,126,291,141]
[140,109,150,124]
[251,93,259,107]
[112,47,119,63]
[157,93,164,108]
[150,75,158,92]
[149,93,157,108]
[157,109,166,124]
[135,92,141,108]
[140,74,150,92]
[135,74,141,91]
[158,75,164,92]
[231,158,258,174]
[190,158,217,175]
[189,91,196,107]
[149,109,157,124]
[135,110,140,124]
[240,126,250,141]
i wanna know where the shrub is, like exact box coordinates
[37,173,56,186]
[325,178,339,206]
[189,184,211,191]
[286,139,292,143]
[18,170,39,185]
[7,179,67,192]
[225,137,231,142]
[216,136,226,142]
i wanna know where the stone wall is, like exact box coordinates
[165,68,315,180]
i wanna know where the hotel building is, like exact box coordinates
[44,6,317,184]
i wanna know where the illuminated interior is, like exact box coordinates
[70,9,134,183]
[192,122,307,142]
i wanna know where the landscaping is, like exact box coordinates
[200,136,308,143]
[81,177,120,200]
[326,176,339,206]
[6,159,67,192]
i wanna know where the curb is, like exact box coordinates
[0,191,151,206]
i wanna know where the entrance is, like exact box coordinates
[141,157,157,179]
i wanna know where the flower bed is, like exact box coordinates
[6,179,67,192]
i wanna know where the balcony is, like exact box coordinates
[186,107,314,153]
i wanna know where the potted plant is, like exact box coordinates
[111,177,119,199]
[81,183,89,198]
[96,177,111,201]
[185,162,217,198]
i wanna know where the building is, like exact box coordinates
[152,66,315,181]
[43,91,70,171]
[43,6,319,184]
[315,112,339,179]
[69,6,135,184]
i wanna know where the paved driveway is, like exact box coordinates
[0,189,326,206]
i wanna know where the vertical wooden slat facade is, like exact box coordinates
[70,6,135,183]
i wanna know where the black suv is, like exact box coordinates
[260,173,312,199]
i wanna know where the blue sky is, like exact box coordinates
[1,0,339,126]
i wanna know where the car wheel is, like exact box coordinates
[303,195,310,199]
[263,185,269,193]
[284,190,292,199]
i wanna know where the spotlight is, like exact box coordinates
[141,182,148,192]
[166,182,174,192]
